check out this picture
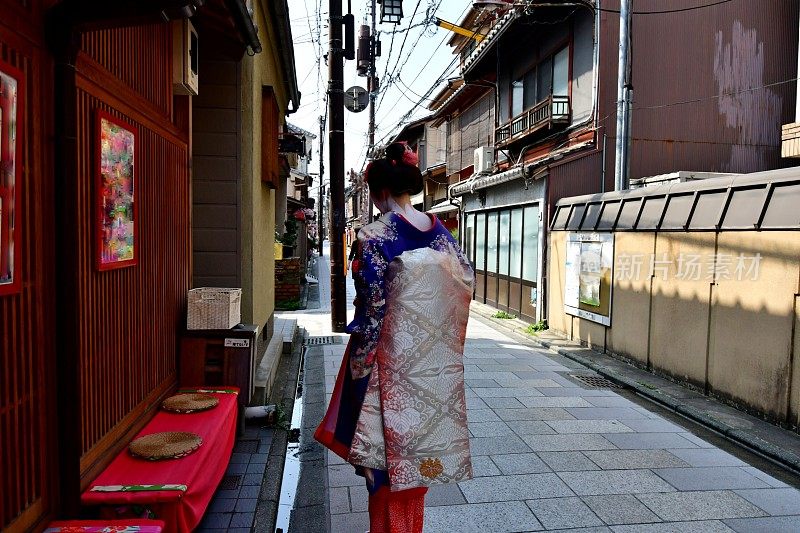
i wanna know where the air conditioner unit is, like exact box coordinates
[474,146,494,174]
[173,19,199,96]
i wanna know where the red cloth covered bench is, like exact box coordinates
[45,519,165,532]
[81,388,239,533]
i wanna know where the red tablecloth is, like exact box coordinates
[46,519,165,532]
[81,389,238,533]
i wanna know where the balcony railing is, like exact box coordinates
[496,95,570,146]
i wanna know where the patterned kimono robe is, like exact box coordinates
[315,212,474,492]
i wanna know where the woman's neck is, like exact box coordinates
[386,195,433,231]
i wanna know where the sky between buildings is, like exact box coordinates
[289,0,470,190]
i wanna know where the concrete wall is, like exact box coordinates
[548,229,800,426]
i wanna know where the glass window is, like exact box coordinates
[522,206,539,282]
[523,68,538,109]
[475,212,486,270]
[553,47,569,96]
[487,212,498,273]
[536,57,552,102]
[499,211,510,275]
[509,208,523,278]
[511,78,524,118]
[464,213,475,265]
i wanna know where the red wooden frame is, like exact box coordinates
[95,108,139,271]
[0,59,23,296]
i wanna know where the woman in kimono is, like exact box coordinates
[315,142,474,533]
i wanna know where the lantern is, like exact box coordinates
[379,0,403,24]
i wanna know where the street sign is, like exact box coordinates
[344,86,368,113]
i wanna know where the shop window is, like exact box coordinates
[522,206,539,282]
[498,211,510,276]
[487,212,498,274]
[475,212,486,270]
[509,208,523,279]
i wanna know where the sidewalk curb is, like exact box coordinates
[470,303,800,475]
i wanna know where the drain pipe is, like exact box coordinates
[614,0,632,191]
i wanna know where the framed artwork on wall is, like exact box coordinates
[0,60,23,296]
[95,109,138,271]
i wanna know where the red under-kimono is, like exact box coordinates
[315,212,475,532]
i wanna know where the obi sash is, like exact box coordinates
[348,246,474,491]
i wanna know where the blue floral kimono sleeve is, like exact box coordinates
[346,236,388,379]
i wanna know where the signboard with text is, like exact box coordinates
[564,232,614,326]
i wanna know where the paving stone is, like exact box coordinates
[653,466,771,491]
[468,421,516,437]
[246,461,266,474]
[547,420,633,434]
[225,462,247,474]
[527,497,603,529]
[620,419,688,433]
[538,451,601,472]
[469,434,532,456]
[466,378,501,387]
[471,455,502,477]
[603,432,699,450]
[478,363,539,372]
[327,449,347,465]
[582,494,661,525]
[677,432,715,448]
[466,409,501,423]
[197,513,231,529]
[234,498,257,513]
[474,387,546,398]
[582,396,642,408]
[466,396,490,410]
[584,450,690,470]
[522,434,617,452]
[567,407,649,420]
[226,513,255,529]
[724,516,800,532]
[459,473,574,503]
[541,387,618,397]
[213,488,239,499]
[483,396,528,408]
[510,421,558,436]
[666,448,748,467]
[610,521,736,532]
[242,473,263,486]
[637,490,768,521]
[739,467,790,488]
[229,452,249,464]
[547,528,612,533]
[734,488,800,516]
[558,470,676,496]
[424,501,543,532]
[496,407,576,421]
[328,463,363,487]
[208,498,236,513]
[348,485,369,512]
[490,453,551,475]
[519,396,594,408]
[330,511,369,532]
[426,482,467,506]
[249,453,268,464]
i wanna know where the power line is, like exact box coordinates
[576,0,734,14]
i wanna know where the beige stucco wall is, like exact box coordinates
[605,232,655,366]
[708,231,800,419]
[240,1,292,334]
[548,229,800,423]
[648,232,716,386]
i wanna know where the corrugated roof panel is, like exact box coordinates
[616,200,643,230]
[660,194,695,230]
[596,201,621,230]
[761,183,800,228]
[581,203,603,231]
[688,191,728,230]
[552,205,571,230]
[636,196,667,229]
[566,204,587,230]
[721,186,767,229]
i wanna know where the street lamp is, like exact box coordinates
[379,0,402,24]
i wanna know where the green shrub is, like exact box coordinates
[492,311,517,319]
[525,320,548,335]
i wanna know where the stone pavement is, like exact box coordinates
[294,245,800,532]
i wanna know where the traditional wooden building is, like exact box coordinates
[0,0,298,530]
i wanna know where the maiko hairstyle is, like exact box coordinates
[364,142,424,196]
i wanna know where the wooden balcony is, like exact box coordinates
[495,95,570,147]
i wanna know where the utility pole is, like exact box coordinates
[614,0,633,191]
[367,0,377,222]
[328,0,347,332]
[318,114,325,256]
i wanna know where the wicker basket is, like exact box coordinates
[187,288,242,330]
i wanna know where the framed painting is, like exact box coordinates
[0,60,23,296]
[95,109,138,271]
